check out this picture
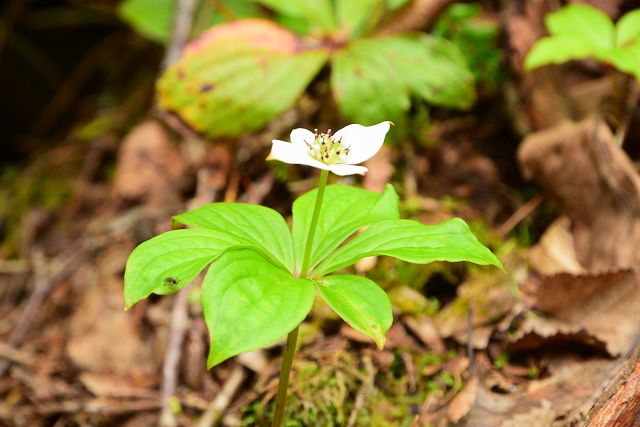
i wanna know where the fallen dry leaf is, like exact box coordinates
[519,118,640,272]
[527,217,584,276]
[511,270,640,356]
[464,358,616,426]
[447,376,479,423]
[113,120,185,209]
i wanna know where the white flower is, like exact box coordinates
[267,121,392,176]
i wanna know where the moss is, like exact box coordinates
[241,347,465,426]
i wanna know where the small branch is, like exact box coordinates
[375,0,457,36]
[194,365,246,427]
[0,242,87,376]
[163,0,198,68]
[496,194,543,238]
[347,356,375,427]
[159,285,191,427]
[467,307,475,374]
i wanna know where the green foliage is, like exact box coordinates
[201,250,315,367]
[525,5,640,81]
[332,35,476,124]
[118,0,267,43]
[432,3,502,91]
[316,275,392,348]
[314,218,503,276]
[336,0,385,38]
[155,0,477,136]
[173,202,294,271]
[124,229,235,309]
[125,184,501,367]
[292,184,399,274]
[118,0,175,43]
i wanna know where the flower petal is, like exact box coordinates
[268,140,330,170]
[290,128,316,147]
[332,121,391,165]
[328,164,368,176]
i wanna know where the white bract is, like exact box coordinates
[267,121,392,176]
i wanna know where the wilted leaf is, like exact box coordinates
[157,20,328,137]
[512,270,640,356]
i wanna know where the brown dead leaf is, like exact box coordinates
[519,118,640,272]
[66,248,154,377]
[527,217,584,276]
[511,270,640,356]
[463,358,616,426]
[79,372,156,399]
[447,376,479,423]
[113,120,185,209]
[435,271,516,350]
[403,315,446,354]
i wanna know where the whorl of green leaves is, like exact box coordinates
[525,5,640,81]
[125,185,502,367]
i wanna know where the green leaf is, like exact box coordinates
[546,4,614,51]
[157,20,328,137]
[605,43,640,81]
[292,184,399,274]
[201,250,315,367]
[316,274,392,348]
[118,0,174,44]
[336,0,384,38]
[331,35,476,124]
[254,0,336,33]
[524,36,599,70]
[616,9,640,48]
[173,203,294,272]
[315,218,503,276]
[124,229,236,309]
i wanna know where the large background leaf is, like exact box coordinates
[316,274,392,348]
[616,9,640,48]
[545,4,614,52]
[157,20,328,137]
[118,0,175,43]
[292,184,399,275]
[254,0,336,33]
[173,203,294,272]
[201,250,315,367]
[336,0,384,39]
[331,35,476,124]
[315,218,503,276]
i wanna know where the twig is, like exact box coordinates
[0,242,87,376]
[467,307,475,374]
[163,0,198,68]
[496,194,543,238]
[159,285,191,427]
[347,356,375,427]
[376,0,457,36]
[0,259,29,274]
[194,365,246,427]
[0,341,35,367]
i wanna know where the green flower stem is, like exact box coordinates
[271,325,299,427]
[271,169,329,427]
[300,169,329,278]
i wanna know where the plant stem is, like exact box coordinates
[271,325,299,427]
[271,169,329,427]
[299,169,329,278]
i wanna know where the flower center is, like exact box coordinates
[306,129,350,164]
